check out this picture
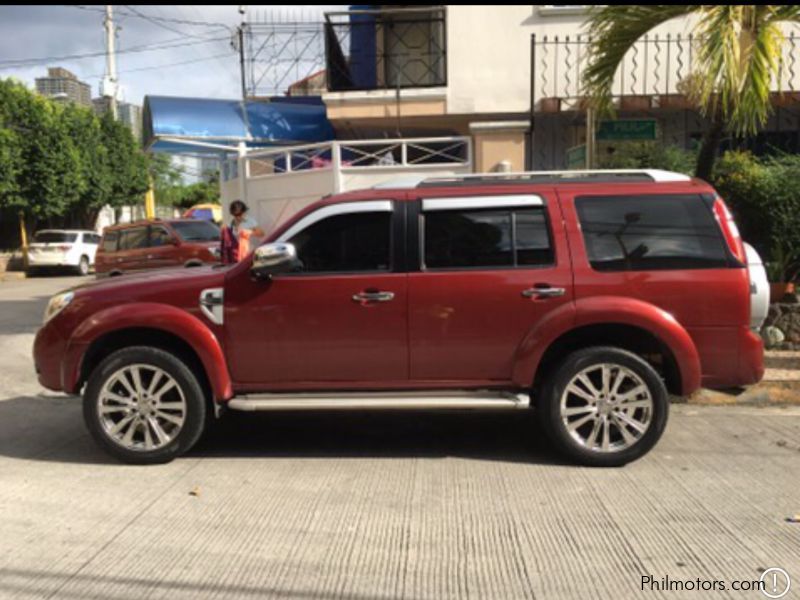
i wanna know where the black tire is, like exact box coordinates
[538,346,669,467]
[83,346,207,464]
[76,255,90,276]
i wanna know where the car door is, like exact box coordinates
[118,226,151,272]
[407,191,574,384]
[147,225,181,269]
[224,199,408,388]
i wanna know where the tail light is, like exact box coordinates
[57,245,72,251]
[712,197,746,265]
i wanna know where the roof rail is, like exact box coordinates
[416,169,691,188]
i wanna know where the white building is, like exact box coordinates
[192,6,800,233]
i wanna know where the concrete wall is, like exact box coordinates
[445,6,800,115]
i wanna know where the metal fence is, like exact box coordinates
[245,137,471,178]
[532,32,800,110]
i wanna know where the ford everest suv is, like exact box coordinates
[33,170,765,467]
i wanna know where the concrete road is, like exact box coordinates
[1,276,799,600]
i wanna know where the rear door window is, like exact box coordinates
[118,227,148,251]
[423,206,554,269]
[575,194,729,271]
[34,232,77,244]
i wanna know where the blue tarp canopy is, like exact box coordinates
[143,95,334,155]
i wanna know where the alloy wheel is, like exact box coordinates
[559,363,653,453]
[97,364,187,452]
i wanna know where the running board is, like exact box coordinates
[226,390,530,412]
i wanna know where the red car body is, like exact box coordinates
[36,177,763,404]
[95,219,220,276]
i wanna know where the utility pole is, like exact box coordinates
[236,5,250,206]
[237,6,251,133]
[103,4,118,119]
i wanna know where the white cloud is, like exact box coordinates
[0,5,345,105]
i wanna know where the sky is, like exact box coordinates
[0,5,343,106]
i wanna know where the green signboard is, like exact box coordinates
[597,119,658,141]
[565,144,586,170]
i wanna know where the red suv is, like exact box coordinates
[33,170,765,466]
[95,219,220,276]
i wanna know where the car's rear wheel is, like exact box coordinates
[83,346,207,464]
[76,255,90,276]
[539,347,668,467]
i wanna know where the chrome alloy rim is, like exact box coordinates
[560,363,653,453]
[97,364,187,452]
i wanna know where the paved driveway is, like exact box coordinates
[1,276,798,599]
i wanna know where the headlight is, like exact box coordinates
[43,291,74,324]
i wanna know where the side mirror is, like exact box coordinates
[251,243,297,278]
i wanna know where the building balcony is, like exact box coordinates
[324,6,447,93]
[222,136,471,233]
[531,32,800,114]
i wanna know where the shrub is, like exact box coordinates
[713,151,800,281]
[595,141,696,175]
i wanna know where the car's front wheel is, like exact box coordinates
[539,347,668,467]
[83,346,207,464]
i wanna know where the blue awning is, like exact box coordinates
[143,95,335,155]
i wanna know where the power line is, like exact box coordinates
[85,53,233,78]
[65,5,231,30]
[0,35,229,69]
[122,5,214,40]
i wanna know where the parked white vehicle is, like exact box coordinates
[27,230,100,276]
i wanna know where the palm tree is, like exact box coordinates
[582,6,800,180]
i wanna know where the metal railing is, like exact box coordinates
[245,137,471,179]
[324,7,447,92]
[532,32,800,110]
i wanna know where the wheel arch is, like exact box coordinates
[66,303,232,401]
[513,296,701,397]
[530,323,683,398]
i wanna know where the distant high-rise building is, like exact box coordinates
[35,67,92,107]
[93,97,143,143]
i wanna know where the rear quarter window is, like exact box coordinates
[101,231,119,252]
[575,194,729,271]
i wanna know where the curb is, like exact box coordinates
[687,382,800,406]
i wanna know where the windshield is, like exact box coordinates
[170,220,220,242]
[34,232,77,243]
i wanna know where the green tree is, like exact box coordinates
[582,6,800,180]
[148,152,184,207]
[0,79,81,228]
[100,112,149,211]
[62,103,112,228]
[172,181,220,209]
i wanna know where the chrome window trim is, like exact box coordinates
[277,200,393,243]
[422,194,544,212]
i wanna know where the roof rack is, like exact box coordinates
[374,169,691,189]
[419,169,691,187]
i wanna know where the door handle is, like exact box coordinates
[352,291,395,303]
[521,285,566,299]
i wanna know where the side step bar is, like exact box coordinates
[227,390,530,412]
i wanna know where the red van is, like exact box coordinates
[33,170,765,466]
[95,219,220,276]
